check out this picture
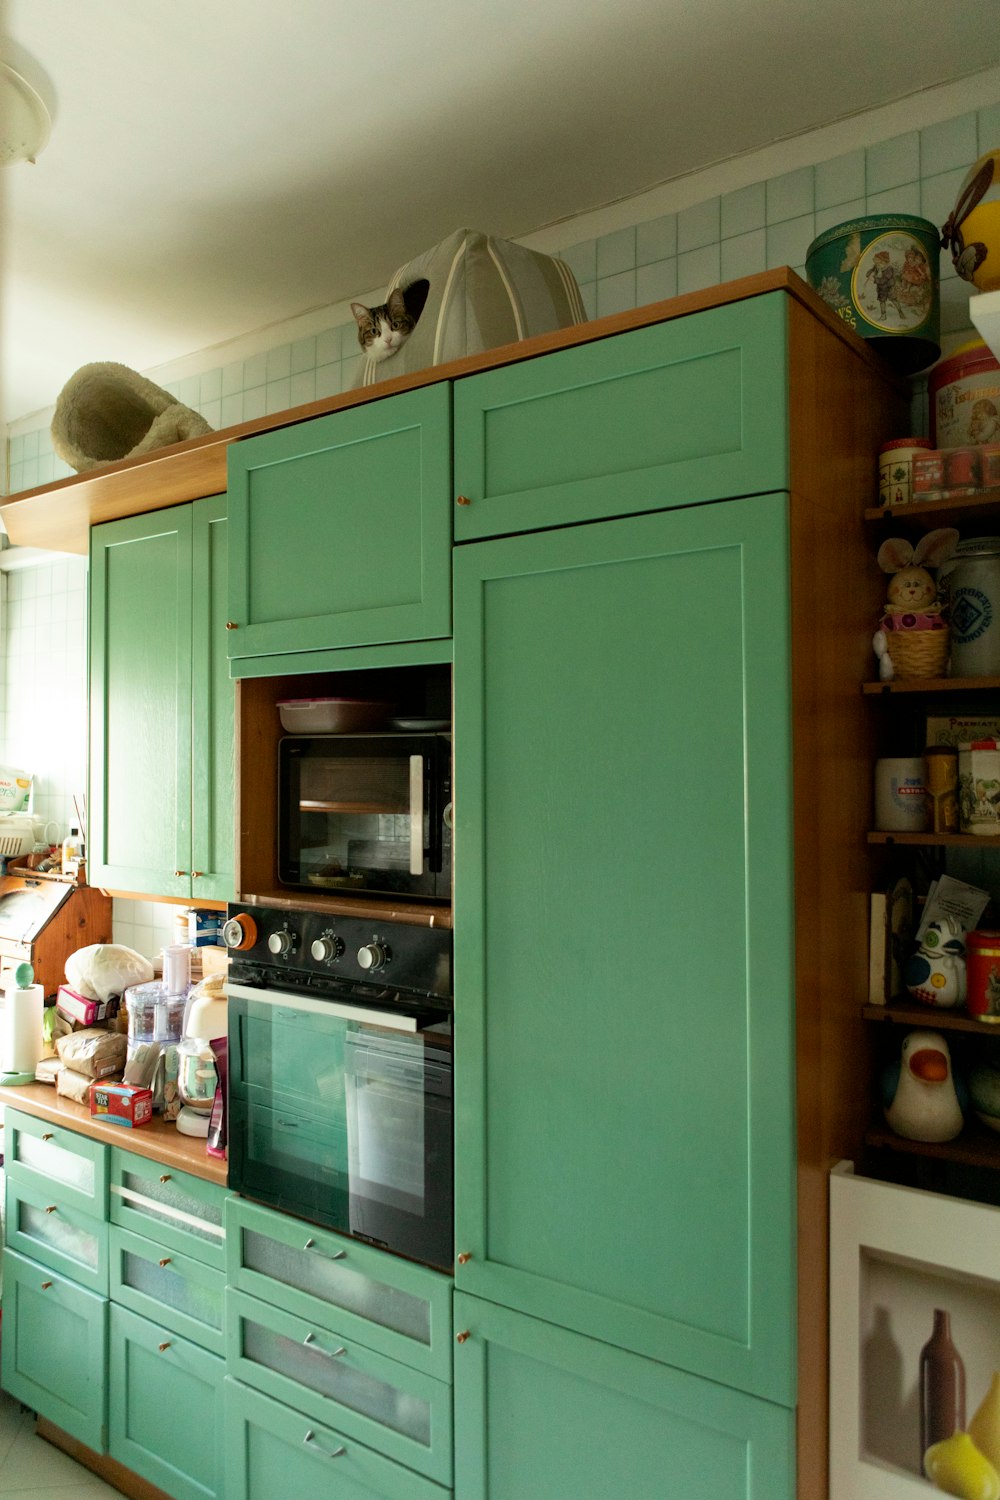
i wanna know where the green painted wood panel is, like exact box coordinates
[452,496,796,1406]
[109,1148,228,1270]
[5,1177,109,1294]
[110,1224,225,1354]
[230,634,453,680]
[191,495,234,899]
[453,294,788,539]
[1,1248,107,1452]
[109,1302,224,1500]
[224,1376,449,1500]
[452,1293,795,1500]
[5,1106,108,1218]
[226,384,453,659]
[89,506,193,896]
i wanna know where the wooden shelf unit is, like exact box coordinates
[863,673,1000,694]
[863,999,1000,1036]
[868,829,1000,846]
[864,489,1000,531]
[866,1122,1000,1172]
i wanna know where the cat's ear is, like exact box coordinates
[350,302,370,327]
[386,288,407,314]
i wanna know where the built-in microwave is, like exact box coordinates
[278,733,451,903]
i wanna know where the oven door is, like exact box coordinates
[227,983,453,1272]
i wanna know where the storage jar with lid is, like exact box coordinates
[879,438,933,506]
[943,537,1000,676]
[930,339,1000,448]
[965,930,1000,1022]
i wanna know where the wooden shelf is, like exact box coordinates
[863,674,1000,694]
[864,490,1000,530]
[866,1121,1000,1171]
[868,830,1000,847]
[863,1000,1000,1035]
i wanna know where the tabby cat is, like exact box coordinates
[351,278,428,362]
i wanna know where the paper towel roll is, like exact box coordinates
[2,983,44,1074]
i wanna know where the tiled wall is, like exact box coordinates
[7,100,999,494]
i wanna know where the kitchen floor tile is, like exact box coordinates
[0,1408,111,1490]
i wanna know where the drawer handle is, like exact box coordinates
[303,1431,346,1459]
[457,1251,472,1264]
[303,1333,346,1359]
[158,1342,171,1353]
[158,1258,172,1267]
[456,1330,471,1344]
[159,1174,172,1184]
[225,621,239,630]
[40,1281,53,1290]
[456,494,472,507]
[41,1132,53,1141]
[173,872,187,879]
[191,871,203,879]
[303,1238,346,1260]
[44,1204,58,1215]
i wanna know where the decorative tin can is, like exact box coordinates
[959,739,1000,834]
[878,437,933,506]
[982,445,1000,488]
[924,746,959,833]
[943,537,1000,676]
[965,930,1000,1021]
[912,450,945,501]
[806,214,941,373]
[944,446,981,496]
[930,339,1000,448]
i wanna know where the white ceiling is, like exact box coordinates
[2,0,998,432]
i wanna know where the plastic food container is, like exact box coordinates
[277,697,392,733]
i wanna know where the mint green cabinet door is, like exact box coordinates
[227,385,452,658]
[89,506,193,897]
[1,1248,107,1452]
[191,495,234,900]
[109,1302,224,1500]
[452,295,788,540]
[452,496,796,1406]
[452,1294,795,1500]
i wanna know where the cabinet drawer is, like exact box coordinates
[5,1108,107,1217]
[226,1288,452,1485]
[225,1376,449,1500]
[226,1196,452,1380]
[453,294,788,540]
[5,1176,108,1294]
[1,1248,107,1453]
[109,1302,224,1500]
[227,383,453,658]
[109,1148,227,1269]
[110,1225,225,1353]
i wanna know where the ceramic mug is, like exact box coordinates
[875,756,930,832]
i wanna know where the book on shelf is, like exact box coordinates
[868,874,915,1005]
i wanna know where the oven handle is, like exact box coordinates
[409,754,424,876]
[224,981,421,1033]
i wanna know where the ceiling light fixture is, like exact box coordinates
[0,60,51,165]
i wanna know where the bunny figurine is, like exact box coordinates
[873,527,959,681]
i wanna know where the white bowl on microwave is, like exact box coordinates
[277,697,393,733]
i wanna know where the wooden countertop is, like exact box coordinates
[0,1082,228,1187]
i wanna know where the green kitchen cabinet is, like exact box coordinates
[451,295,788,541]
[226,383,452,660]
[452,1293,795,1500]
[89,494,233,900]
[452,495,796,1407]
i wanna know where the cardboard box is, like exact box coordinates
[926,715,1000,749]
[56,984,111,1028]
[89,1081,153,1128]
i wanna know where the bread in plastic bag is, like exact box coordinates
[65,943,154,1002]
[55,1026,127,1079]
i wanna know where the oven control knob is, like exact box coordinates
[357,942,389,972]
[268,930,295,957]
[223,914,258,951]
[311,936,343,963]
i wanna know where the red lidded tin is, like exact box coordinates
[965,929,1000,1022]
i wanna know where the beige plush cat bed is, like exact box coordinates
[51,361,212,473]
[351,227,585,389]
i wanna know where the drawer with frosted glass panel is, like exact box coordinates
[5,1108,107,1218]
[5,1176,108,1294]
[110,1225,225,1354]
[226,1287,453,1485]
[109,1148,227,1270]
[225,1196,453,1381]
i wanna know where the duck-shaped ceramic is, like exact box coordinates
[882,1030,965,1143]
[904,917,968,1009]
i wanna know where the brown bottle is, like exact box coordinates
[920,1308,966,1461]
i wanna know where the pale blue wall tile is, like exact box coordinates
[22,430,38,459]
[316,328,341,366]
[979,105,1000,153]
[766,166,814,223]
[678,197,720,253]
[921,113,978,177]
[596,270,636,317]
[940,274,976,335]
[867,132,920,193]
[315,362,344,400]
[561,239,597,283]
[721,182,765,239]
[53,458,74,480]
[677,243,721,294]
[815,151,865,210]
[342,355,364,389]
[21,458,38,489]
[291,336,316,375]
[636,258,677,304]
[221,360,243,396]
[596,228,636,278]
[243,352,267,390]
[290,370,316,407]
[266,344,291,382]
[578,283,598,320]
[922,166,969,231]
[9,434,23,465]
[36,454,54,485]
[265,377,291,414]
[814,199,865,236]
[721,228,766,281]
[177,375,200,407]
[200,399,221,429]
[8,462,23,493]
[221,392,244,427]
[766,214,815,269]
[242,386,266,421]
[866,183,921,216]
[636,214,677,266]
[199,367,222,405]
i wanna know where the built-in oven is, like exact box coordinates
[278,733,451,902]
[224,902,453,1272]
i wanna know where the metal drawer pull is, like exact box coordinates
[40,1281,52,1290]
[303,1237,346,1259]
[303,1431,346,1459]
[158,1258,172,1267]
[40,1132,52,1140]
[303,1333,346,1358]
[456,1330,471,1344]
[44,1204,57,1214]
[158,1342,171,1352]
[457,1251,472,1264]
[159,1174,172,1184]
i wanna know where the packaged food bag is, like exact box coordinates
[0,767,32,812]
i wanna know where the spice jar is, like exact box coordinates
[944,538,1000,676]
[913,450,945,502]
[879,438,933,507]
[965,930,1000,1022]
[924,746,959,832]
[944,447,981,497]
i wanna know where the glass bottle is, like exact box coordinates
[920,1308,966,1460]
